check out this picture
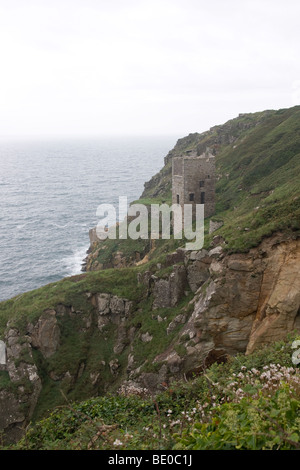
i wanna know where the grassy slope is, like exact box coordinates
[4,99,299,334]
[0,261,195,421]
[1,105,300,447]
[214,106,300,251]
[175,107,300,251]
[88,105,300,268]
[0,267,144,336]
[7,334,300,450]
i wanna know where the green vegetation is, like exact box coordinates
[86,106,300,270]
[127,292,194,369]
[1,105,300,450]
[212,107,300,252]
[0,266,146,337]
[140,105,300,255]
[4,335,299,450]
[0,258,195,422]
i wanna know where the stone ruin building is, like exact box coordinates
[172,148,216,219]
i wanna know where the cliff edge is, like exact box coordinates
[0,105,300,444]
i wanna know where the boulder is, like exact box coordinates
[29,309,60,358]
[187,260,210,292]
[152,265,187,309]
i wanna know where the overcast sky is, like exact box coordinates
[0,0,299,139]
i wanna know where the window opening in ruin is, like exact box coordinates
[189,193,195,202]
[200,192,205,204]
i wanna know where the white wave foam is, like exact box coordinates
[62,246,88,276]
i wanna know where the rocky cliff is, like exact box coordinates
[0,231,299,443]
[1,105,300,444]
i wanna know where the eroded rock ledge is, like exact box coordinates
[0,233,299,443]
[128,234,300,389]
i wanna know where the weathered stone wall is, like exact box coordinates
[172,157,183,177]
[172,156,184,210]
[172,152,216,219]
[183,155,215,218]
[172,175,184,206]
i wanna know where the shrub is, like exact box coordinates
[174,385,300,450]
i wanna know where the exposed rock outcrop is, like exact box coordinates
[246,237,300,353]
[0,292,133,444]
[1,326,42,443]
[28,309,60,358]
[151,235,300,378]
[0,233,299,443]
[152,265,187,309]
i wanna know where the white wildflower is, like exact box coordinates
[113,439,123,446]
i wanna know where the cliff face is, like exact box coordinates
[246,237,300,353]
[132,233,300,386]
[0,232,299,443]
[154,234,300,376]
[85,106,300,271]
[1,105,300,444]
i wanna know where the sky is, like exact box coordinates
[0,0,300,139]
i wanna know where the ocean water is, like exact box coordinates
[0,136,176,301]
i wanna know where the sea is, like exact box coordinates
[0,136,176,302]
